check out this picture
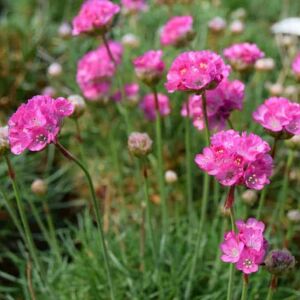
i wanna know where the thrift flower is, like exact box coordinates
[292,52,300,80]
[140,93,171,121]
[165,50,231,93]
[72,0,120,36]
[8,96,74,155]
[221,218,268,274]
[160,16,194,47]
[223,43,264,71]
[133,50,165,86]
[181,78,245,131]
[253,97,300,138]
[111,83,139,103]
[265,249,295,276]
[128,132,153,157]
[195,130,273,190]
[208,17,226,33]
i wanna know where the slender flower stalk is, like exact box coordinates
[201,91,210,144]
[4,155,44,277]
[152,86,168,234]
[55,141,115,300]
[241,274,248,300]
[266,275,277,300]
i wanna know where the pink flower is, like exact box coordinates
[221,218,268,274]
[140,93,171,120]
[195,130,272,190]
[72,0,120,36]
[253,97,300,138]
[292,52,300,80]
[165,51,231,93]
[208,17,226,33]
[8,96,74,155]
[121,0,148,15]
[223,43,264,71]
[220,231,244,263]
[160,16,194,47]
[111,83,140,102]
[133,50,165,86]
[181,78,245,131]
[77,41,123,101]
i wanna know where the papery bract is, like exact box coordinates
[165,51,231,93]
[8,96,74,155]
[72,0,120,36]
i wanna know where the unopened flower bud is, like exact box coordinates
[284,85,298,98]
[231,8,246,20]
[68,95,86,118]
[229,20,244,34]
[48,62,62,78]
[267,83,283,96]
[0,126,9,155]
[265,249,296,276]
[58,22,72,39]
[219,205,231,217]
[208,17,226,34]
[128,132,152,157]
[121,33,140,48]
[255,58,275,72]
[287,209,300,223]
[42,86,56,97]
[31,179,48,196]
[165,170,178,184]
[241,189,258,206]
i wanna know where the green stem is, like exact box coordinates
[201,90,210,144]
[184,111,194,227]
[55,142,115,300]
[4,156,44,277]
[152,86,168,236]
[266,275,277,300]
[241,275,248,300]
[227,208,236,300]
[256,188,267,219]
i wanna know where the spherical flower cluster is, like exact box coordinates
[229,20,244,35]
[292,52,300,80]
[181,78,245,131]
[140,93,171,121]
[128,132,152,157]
[208,17,226,33]
[253,97,300,139]
[223,43,264,71]
[111,83,140,103]
[67,95,86,118]
[160,16,194,47]
[77,41,123,101]
[121,0,147,15]
[133,50,165,86]
[72,0,120,36]
[8,96,74,155]
[165,50,231,93]
[195,130,273,190]
[221,218,268,274]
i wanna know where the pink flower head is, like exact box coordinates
[253,97,300,138]
[121,0,148,15]
[223,43,264,71]
[133,50,165,86]
[208,17,226,33]
[195,130,273,190]
[77,41,123,101]
[72,0,120,36]
[181,78,245,131]
[165,51,231,93]
[140,93,171,121]
[8,96,74,155]
[111,83,140,102]
[221,218,267,274]
[292,52,300,80]
[160,16,194,47]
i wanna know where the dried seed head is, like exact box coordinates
[0,126,9,155]
[48,62,62,78]
[165,170,178,184]
[128,132,153,157]
[31,179,48,196]
[68,95,86,118]
[241,189,258,206]
[287,209,300,223]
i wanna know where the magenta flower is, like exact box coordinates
[181,78,245,131]
[223,43,264,71]
[195,130,273,190]
[160,16,194,47]
[140,93,171,121]
[77,41,123,101]
[221,218,268,274]
[111,83,140,102]
[72,0,120,36]
[253,97,300,138]
[165,51,231,93]
[8,96,74,155]
[133,50,165,86]
[121,0,148,15]
[292,52,300,80]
